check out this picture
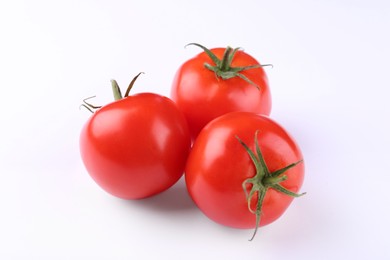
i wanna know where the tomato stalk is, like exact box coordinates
[111,72,144,100]
[80,72,144,113]
[111,79,123,101]
[236,130,305,241]
[186,43,272,90]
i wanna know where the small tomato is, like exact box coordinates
[80,74,191,199]
[185,112,305,240]
[171,43,272,140]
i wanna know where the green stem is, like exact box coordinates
[110,72,144,101]
[249,189,266,241]
[186,43,270,89]
[124,72,144,97]
[111,80,123,101]
[236,131,305,241]
[262,175,288,186]
[81,73,143,113]
[220,46,233,71]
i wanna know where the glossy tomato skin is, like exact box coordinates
[80,93,191,199]
[185,112,304,228]
[171,48,271,140]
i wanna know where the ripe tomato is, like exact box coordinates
[185,112,305,240]
[171,43,272,140]
[80,76,191,199]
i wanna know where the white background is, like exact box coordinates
[1,0,389,259]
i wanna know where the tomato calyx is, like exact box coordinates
[111,72,144,101]
[80,72,144,113]
[186,43,272,90]
[80,96,102,113]
[236,130,305,241]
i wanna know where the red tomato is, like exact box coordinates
[80,78,191,199]
[171,43,272,140]
[185,112,305,240]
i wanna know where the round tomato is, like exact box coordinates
[185,112,305,240]
[80,77,191,199]
[171,43,272,140]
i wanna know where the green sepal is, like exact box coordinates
[111,79,123,101]
[236,130,305,241]
[186,43,270,90]
[80,73,143,113]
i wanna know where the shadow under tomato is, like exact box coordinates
[120,176,198,213]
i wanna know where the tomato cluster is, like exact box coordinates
[80,44,305,240]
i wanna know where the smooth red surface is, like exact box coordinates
[185,112,304,228]
[80,93,191,199]
[171,47,271,140]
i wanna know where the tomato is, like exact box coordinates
[80,75,191,199]
[185,112,305,240]
[171,43,272,140]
